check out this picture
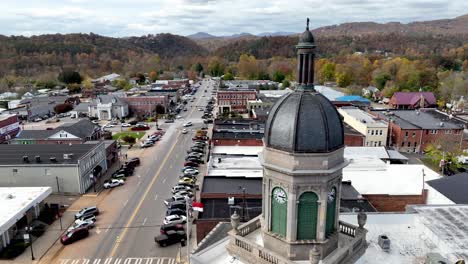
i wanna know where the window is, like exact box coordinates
[405,131,409,136]
[379,130,383,135]
[445,130,452,134]
[426,130,429,135]
[414,142,417,147]
[407,142,411,147]
[12,169,18,173]
[454,130,461,135]
[371,130,374,135]
[401,142,404,147]
[379,141,382,146]
[430,130,437,134]
[412,132,416,137]
[374,141,378,147]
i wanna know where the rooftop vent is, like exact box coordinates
[439,122,444,127]
[6,194,14,199]
[35,156,41,162]
[378,234,391,251]
[22,156,29,163]
[50,157,57,162]
[63,153,73,160]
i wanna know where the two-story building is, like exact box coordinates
[217,89,257,114]
[372,109,465,153]
[338,106,388,147]
[88,95,129,120]
[122,96,168,116]
[0,114,21,143]
[0,143,107,194]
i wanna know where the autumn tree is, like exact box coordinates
[238,54,259,79]
[208,57,225,77]
[222,72,234,80]
[58,70,82,84]
[149,71,158,82]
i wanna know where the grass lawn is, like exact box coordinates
[112,132,145,142]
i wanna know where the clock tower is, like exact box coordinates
[260,18,348,261]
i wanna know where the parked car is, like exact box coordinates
[111,172,126,180]
[75,206,99,220]
[141,141,154,148]
[172,185,192,193]
[164,194,190,205]
[75,214,96,224]
[103,124,115,128]
[183,161,199,167]
[181,167,198,173]
[188,148,204,154]
[155,230,186,247]
[28,220,47,237]
[125,157,140,168]
[164,119,175,123]
[203,119,214,124]
[174,190,194,199]
[182,168,199,175]
[132,125,150,131]
[166,201,187,210]
[61,227,89,245]
[121,123,132,127]
[192,136,209,141]
[179,177,196,185]
[67,219,95,232]
[163,215,187,225]
[187,152,203,158]
[160,223,185,235]
[166,208,187,217]
[182,129,188,134]
[129,120,138,125]
[103,179,125,189]
[185,157,204,164]
[183,122,192,127]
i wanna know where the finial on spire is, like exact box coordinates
[306,18,310,30]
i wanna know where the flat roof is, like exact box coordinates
[0,143,101,165]
[344,147,389,159]
[339,107,388,127]
[202,177,261,194]
[207,156,263,178]
[314,85,345,101]
[373,109,465,130]
[212,146,262,156]
[0,187,52,233]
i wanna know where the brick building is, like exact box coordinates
[122,96,168,116]
[389,92,437,109]
[343,123,365,146]
[212,119,264,146]
[372,109,465,153]
[0,114,21,143]
[217,89,257,114]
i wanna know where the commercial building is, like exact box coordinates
[89,95,129,120]
[0,143,107,194]
[338,106,388,147]
[0,187,52,252]
[212,119,264,146]
[0,114,21,143]
[122,96,168,116]
[216,89,257,114]
[372,109,465,153]
[12,119,102,144]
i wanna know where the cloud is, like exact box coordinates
[0,0,466,37]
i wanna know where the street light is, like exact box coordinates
[185,196,192,264]
[238,186,246,222]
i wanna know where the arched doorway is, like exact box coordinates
[271,187,287,237]
[297,192,318,240]
[326,187,337,237]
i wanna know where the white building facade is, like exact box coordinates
[338,107,388,147]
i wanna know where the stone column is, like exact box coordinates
[297,54,303,84]
[308,53,314,85]
[302,53,308,85]
[286,185,297,241]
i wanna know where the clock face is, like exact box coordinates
[273,188,287,204]
[327,188,336,203]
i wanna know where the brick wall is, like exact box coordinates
[196,219,229,243]
[344,134,364,146]
[123,96,167,115]
[363,190,427,212]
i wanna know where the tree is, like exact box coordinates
[321,62,336,83]
[67,83,82,93]
[272,71,285,83]
[238,54,259,79]
[373,72,391,90]
[193,63,204,74]
[149,71,158,82]
[155,104,165,114]
[335,72,352,87]
[121,135,136,145]
[208,57,225,77]
[222,72,234,80]
[282,79,291,89]
[113,79,132,91]
[82,78,93,90]
[58,70,82,84]
[54,103,73,114]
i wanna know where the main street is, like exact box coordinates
[41,79,215,264]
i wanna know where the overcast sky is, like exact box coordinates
[1,0,466,37]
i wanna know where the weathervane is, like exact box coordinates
[306,18,310,30]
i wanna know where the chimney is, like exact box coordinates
[35,156,41,163]
[22,156,29,163]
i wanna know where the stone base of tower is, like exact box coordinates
[262,230,339,260]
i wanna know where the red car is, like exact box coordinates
[192,136,209,141]
[184,161,199,167]
[60,227,89,245]
[131,126,150,131]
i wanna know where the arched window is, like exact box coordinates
[326,187,337,237]
[271,187,287,237]
[297,192,318,240]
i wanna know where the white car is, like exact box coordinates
[176,115,182,119]
[163,215,187,225]
[121,123,131,127]
[182,129,188,134]
[141,141,154,148]
[103,179,124,189]
[183,168,199,175]
[103,124,115,128]
[198,108,203,111]
[68,219,95,232]
[183,122,192,127]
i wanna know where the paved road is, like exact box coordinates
[42,79,215,264]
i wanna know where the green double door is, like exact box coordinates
[271,188,287,237]
[297,192,318,240]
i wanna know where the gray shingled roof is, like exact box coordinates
[0,143,100,165]
[427,173,468,204]
[373,109,465,130]
[15,119,99,140]
[91,95,127,106]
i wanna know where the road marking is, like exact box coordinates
[95,227,101,234]
[58,258,175,264]
[142,217,147,226]
[153,194,158,200]
[162,178,166,183]
[109,113,184,258]
[123,199,129,206]
[105,224,112,233]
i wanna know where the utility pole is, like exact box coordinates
[185,196,191,264]
[25,226,35,260]
[239,186,246,222]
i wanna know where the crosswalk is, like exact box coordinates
[57,257,176,264]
